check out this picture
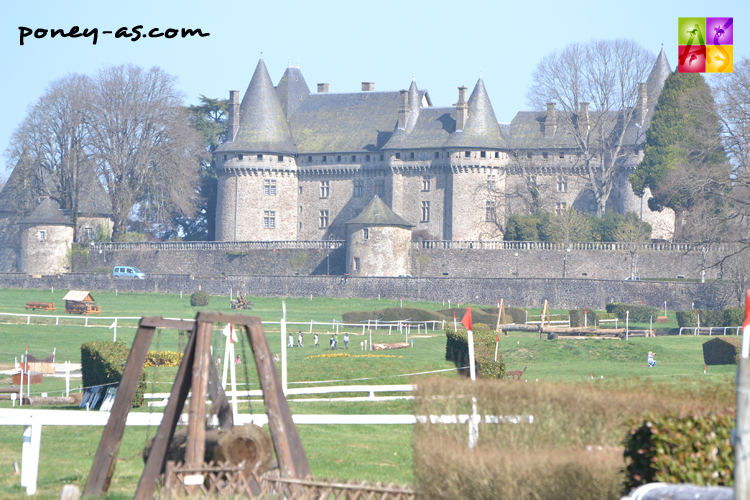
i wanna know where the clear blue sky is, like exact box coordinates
[2,0,747,178]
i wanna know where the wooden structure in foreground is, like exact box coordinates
[82,312,311,499]
[62,290,100,315]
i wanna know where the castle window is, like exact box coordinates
[264,179,277,196]
[435,151,440,159]
[299,206,303,214]
[395,153,401,160]
[380,154,384,161]
[421,201,430,222]
[422,175,431,192]
[299,222,302,230]
[320,181,330,198]
[363,228,369,240]
[322,155,327,163]
[257,154,263,160]
[557,176,567,193]
[495,152,500,158]
[263,210,276,229]
[278,155,284,162]
[410,152,415,159]
[38,230,46,242]
[555,202,567,216]
[238,154,244,160]
[465,151,471,158]
[486,201,496,222]
[366,154,371,161]
[527,152,532,159]
[353,257,360,271]
[375,180,385,196]
[299,186,303,194]
[319,210,329,228]
[543,152,549,159]
[559,152,565,159]
[487,175,496,191]
[85,227,93,240]
[353,180,364,197]
[337,155,342,162]
[308,156,312,162]
[351,155,356,162]
[224,155,227,161]
[480,151,486,158]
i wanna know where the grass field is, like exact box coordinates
[0,287,739,498]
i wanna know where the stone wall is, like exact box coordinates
[0,272,737,311]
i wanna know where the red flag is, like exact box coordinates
[461,307,473,331]
[743,290,750,330]
[496,332,500,342]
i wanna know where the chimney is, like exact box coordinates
[635,83,648,125]
[362,82,374,91]
[397,90,409,130]
[227,90,240,142]
[545,102,557,138]
[578,102,590,134]
[456,86,468,131]
[317,83,329,93]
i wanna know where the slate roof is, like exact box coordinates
[16,198,73,226]
[646,47,672,114]
[346,195,414,228]
[0,160,37,216]
[445,78,508,148]
[385,107,455,149]
[289,91,400,154]
[217,59,297,155]
[276,66,310,118]
[76,171,113,217]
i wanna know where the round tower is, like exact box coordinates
[215,59,298,241]
[17,198,75,274]
[345,196,414,277]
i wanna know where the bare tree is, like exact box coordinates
[548,207,591,246]
[5,74,93,231]
[614,213,652,279]
[85,65,202,238]
[527,39,654,217]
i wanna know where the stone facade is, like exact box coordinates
[19,223,73,274]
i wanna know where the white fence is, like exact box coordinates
[678,326,742,336]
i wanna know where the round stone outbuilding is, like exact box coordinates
[345,195,414,277]
[17,198,75,275]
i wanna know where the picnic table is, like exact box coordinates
[25,302,55,312]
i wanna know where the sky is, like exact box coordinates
[1,0,747,179]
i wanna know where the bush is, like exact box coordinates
[91,266,111,274]
[676,310,698,327]
[480,306,527,325]
[144,351,183,368]
[623,411,734,490]
[81,341,146,408]
[445,328,505,379]
[723,308,745,327]
[698,310,724,327]
[190,290,210,307]
[605,303,658,323]
[703,337,742,365]
[439,308,497,327]
[341,307,445,324]
[568,309,600,328]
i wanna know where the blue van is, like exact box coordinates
[113,266,145,279]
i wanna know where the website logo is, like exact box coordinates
[678,17,733,73]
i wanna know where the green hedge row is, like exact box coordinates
[445,327,505,379]
[703,337,742,365]
[569,309,600,328]
[81,341,146,408]
[342,307,446,324]
[480,306,527,325]
[677,308,745,328]
[605,303,659,323]
[623,412,734,490]
[439,308,498,326]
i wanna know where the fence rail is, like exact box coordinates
[92,240,345,252]
[678,326,742,336]
[413,240,741,252]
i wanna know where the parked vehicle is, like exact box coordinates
[113,266,145,279]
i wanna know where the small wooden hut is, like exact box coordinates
[63,290,101,315]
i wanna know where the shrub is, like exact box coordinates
[723,308,745,327]
[190,290,210,307]
[623,412,734,490]
[606,303,658,323]
[81,341,146,408]
[144,351,183,368]
[438,308,497,326]
[568,309,600,328]
[114,232,146,243]
[91,266,111,274]
[703,337,742,365]
[445,328,505,379]
[698,310,724,327]
[480,306,527,325]
[341,307,445,324]
[676,310,698,327]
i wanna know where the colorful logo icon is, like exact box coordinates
[678,17,733,73]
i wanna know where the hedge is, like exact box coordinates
[480,306,527,325]
[569,309,600,328]
[676,310,698,328]
[623,412,734,490]
[703,337,742,365]
[342,307,445,324]
[439,308,498,327]
[190,290,210,307]
[144,350,183,368]
[445,328,505,379]
[723,308,745,327]
[605,303,658,323]
[81,341,146,408]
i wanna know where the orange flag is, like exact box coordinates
[744,290,750,330]
[461,307,473,331]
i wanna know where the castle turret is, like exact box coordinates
[17,198,74,274]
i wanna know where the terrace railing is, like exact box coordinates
[91,240,345,252]
[413,240,742,252]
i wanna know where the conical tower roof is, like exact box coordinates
[0,159,43,217]
[218,59,297,154]
[17,197,72,226]
[446,77,507,148]
[346,195,414,228]
[406,79,421,131]
[276,66,310,118]
[646,47,672,110]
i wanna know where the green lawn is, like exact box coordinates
[0,288,739,498]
